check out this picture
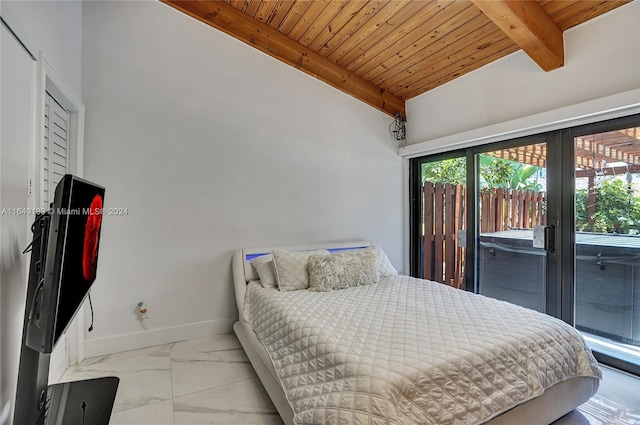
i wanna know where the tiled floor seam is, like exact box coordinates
[170,374,258,401]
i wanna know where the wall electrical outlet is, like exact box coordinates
[137,302,148,319]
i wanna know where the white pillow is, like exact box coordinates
[372,245,398,277]
[272,249,330,291]
[250,255,278,289]
[308,250,378,292]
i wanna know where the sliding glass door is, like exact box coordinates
[411,153,467,288]
[572,122,640,373]
[410,114,640,375]
[475,139,551,313]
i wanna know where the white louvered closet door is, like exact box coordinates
[43,91,69,208]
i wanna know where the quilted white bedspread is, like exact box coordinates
[244,275,601,425]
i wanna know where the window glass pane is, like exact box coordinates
[574,127,640,368]
[420,158,466,288]
[476,144,547,313]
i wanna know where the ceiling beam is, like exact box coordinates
[470,0,564,71]
[161,0,406,119]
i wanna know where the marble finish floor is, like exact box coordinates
[58,333,640,425]
[59,333,282,424]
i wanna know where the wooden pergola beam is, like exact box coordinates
[575,137,640,167]
[575,164,640,178]
[485,146,547,168]
[161,0,406,119]
[470,0,564,71]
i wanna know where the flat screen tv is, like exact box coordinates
[25,174,105,353]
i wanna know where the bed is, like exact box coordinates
[232,241,601,425]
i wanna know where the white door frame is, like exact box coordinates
[29,53,86,377]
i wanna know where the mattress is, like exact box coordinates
[243,275,602,425]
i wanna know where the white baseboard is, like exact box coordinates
[83,318,236,359]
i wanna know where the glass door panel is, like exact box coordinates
[574,127,640,368]
[420,158,466,288]
[476,143,548,313]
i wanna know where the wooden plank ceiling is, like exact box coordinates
[162,0,630,118]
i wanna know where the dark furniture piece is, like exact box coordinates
[479,230,640,345]
[45,377,119,425]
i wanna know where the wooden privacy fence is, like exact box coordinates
[423,182,466,289]
[480,188,547,233]
[423,182,547,288]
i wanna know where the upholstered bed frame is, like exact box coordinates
[231,241,599,425]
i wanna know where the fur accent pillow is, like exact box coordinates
[336,246,398,278]
[308,249,379,292]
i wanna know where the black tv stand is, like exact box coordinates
[15,343,119,425]
[14,212,117,425]
[15,214,52,425]
[44,377,119,425]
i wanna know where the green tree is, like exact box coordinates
[421,157,466,185]
[421,156,543,191]
[507,163,543,192]
[478,156,513,190]
[576,178,640,234]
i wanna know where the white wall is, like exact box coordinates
[1,0,83,96]
[406,1,640,147]
[81,1,403,356]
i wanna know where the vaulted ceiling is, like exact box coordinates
[162,0,630,118]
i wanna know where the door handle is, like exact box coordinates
[533,225,555,252]
[544,225,555,253]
